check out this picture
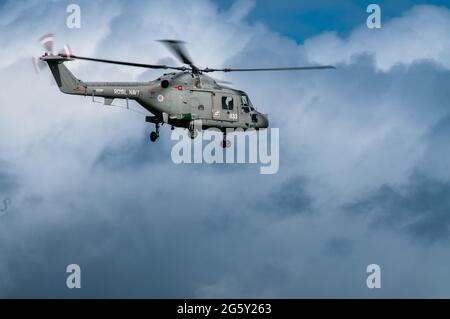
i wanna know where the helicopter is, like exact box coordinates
[33,34,334,148]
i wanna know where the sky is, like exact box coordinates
[1,0,450,298]
[216,0,450,40]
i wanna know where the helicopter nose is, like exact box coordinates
[259,113,269,128]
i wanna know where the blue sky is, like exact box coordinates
[216,0,450,40]
[1,0,450,298]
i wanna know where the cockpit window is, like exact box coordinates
[241,94,254,113]
[241,95,249,106]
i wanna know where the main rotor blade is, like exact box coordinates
[202,66,336,73]
[61,54,187,71]
[158,40,197,71]
[210,76,233,85]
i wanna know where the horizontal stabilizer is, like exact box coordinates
[104,98,114,106]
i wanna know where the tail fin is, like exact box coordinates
[46,59,85,95]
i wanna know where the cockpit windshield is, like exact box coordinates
[241,94,255,113]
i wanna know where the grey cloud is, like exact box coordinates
[0,172,17,194]
[346,174,450,244]
[325,237,355,257]
[0,160,19,195]
[344,108,450,244]
[93,131,170,172]
[263,176,313,216]
[416,115,450,181]
[2,1,450,299]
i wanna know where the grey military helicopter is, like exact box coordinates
[33,34,334,147]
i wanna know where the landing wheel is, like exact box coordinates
[220,140,231,148]
[221,134,231,148]
[150,131,159,142]
[150,122,160,142]
[188,129,198,139]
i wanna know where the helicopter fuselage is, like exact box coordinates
[86,72,269,131]
[43,55,269,133]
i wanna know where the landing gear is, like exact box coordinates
[149,122,160,142]
[188,121,199,139]
[188,129,198,139]
[150,131,159,142]
[221,131,231,148]
[221,140,231,148]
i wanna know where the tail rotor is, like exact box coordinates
[39,33,55,55]
[32,56,47,74]
[32,34,73,85]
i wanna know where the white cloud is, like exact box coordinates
[1,1,450,297]
[303,5,450,71]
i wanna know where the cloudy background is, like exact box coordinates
[1,0,450,298]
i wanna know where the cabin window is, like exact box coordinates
[222,96,234,110]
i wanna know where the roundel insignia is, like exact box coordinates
[157,94,164,102]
